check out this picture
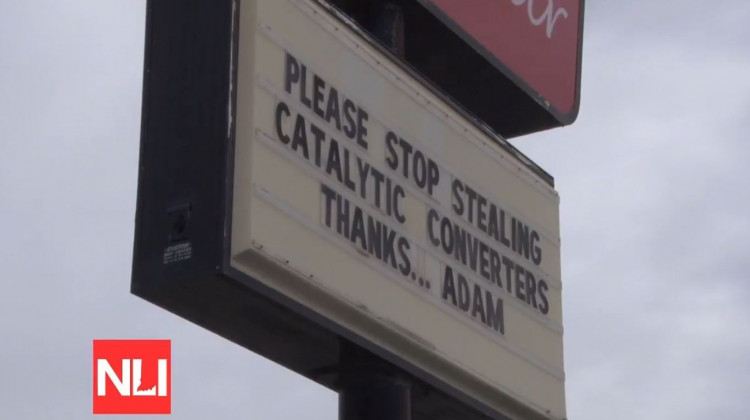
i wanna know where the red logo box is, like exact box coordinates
[93,340,171,415]
[419,0,584,119]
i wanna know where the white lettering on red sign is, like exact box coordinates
[509,0,569,38]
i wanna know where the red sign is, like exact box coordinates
[93,340,171,415]
[417,0,584,122]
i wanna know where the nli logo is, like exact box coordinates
[93,340,171,414]
[509,0,569,38]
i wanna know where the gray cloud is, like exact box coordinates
[517,1,750,419]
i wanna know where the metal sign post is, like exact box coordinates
[339,341,411,420]
[338,8,411,419]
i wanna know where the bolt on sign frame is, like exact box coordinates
[132,1,567,420]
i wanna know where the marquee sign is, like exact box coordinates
[133,1,567,420]
[416,0,584,123]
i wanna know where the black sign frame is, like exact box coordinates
[133,1,556,420]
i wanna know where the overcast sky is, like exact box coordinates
[1,1,749,419]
